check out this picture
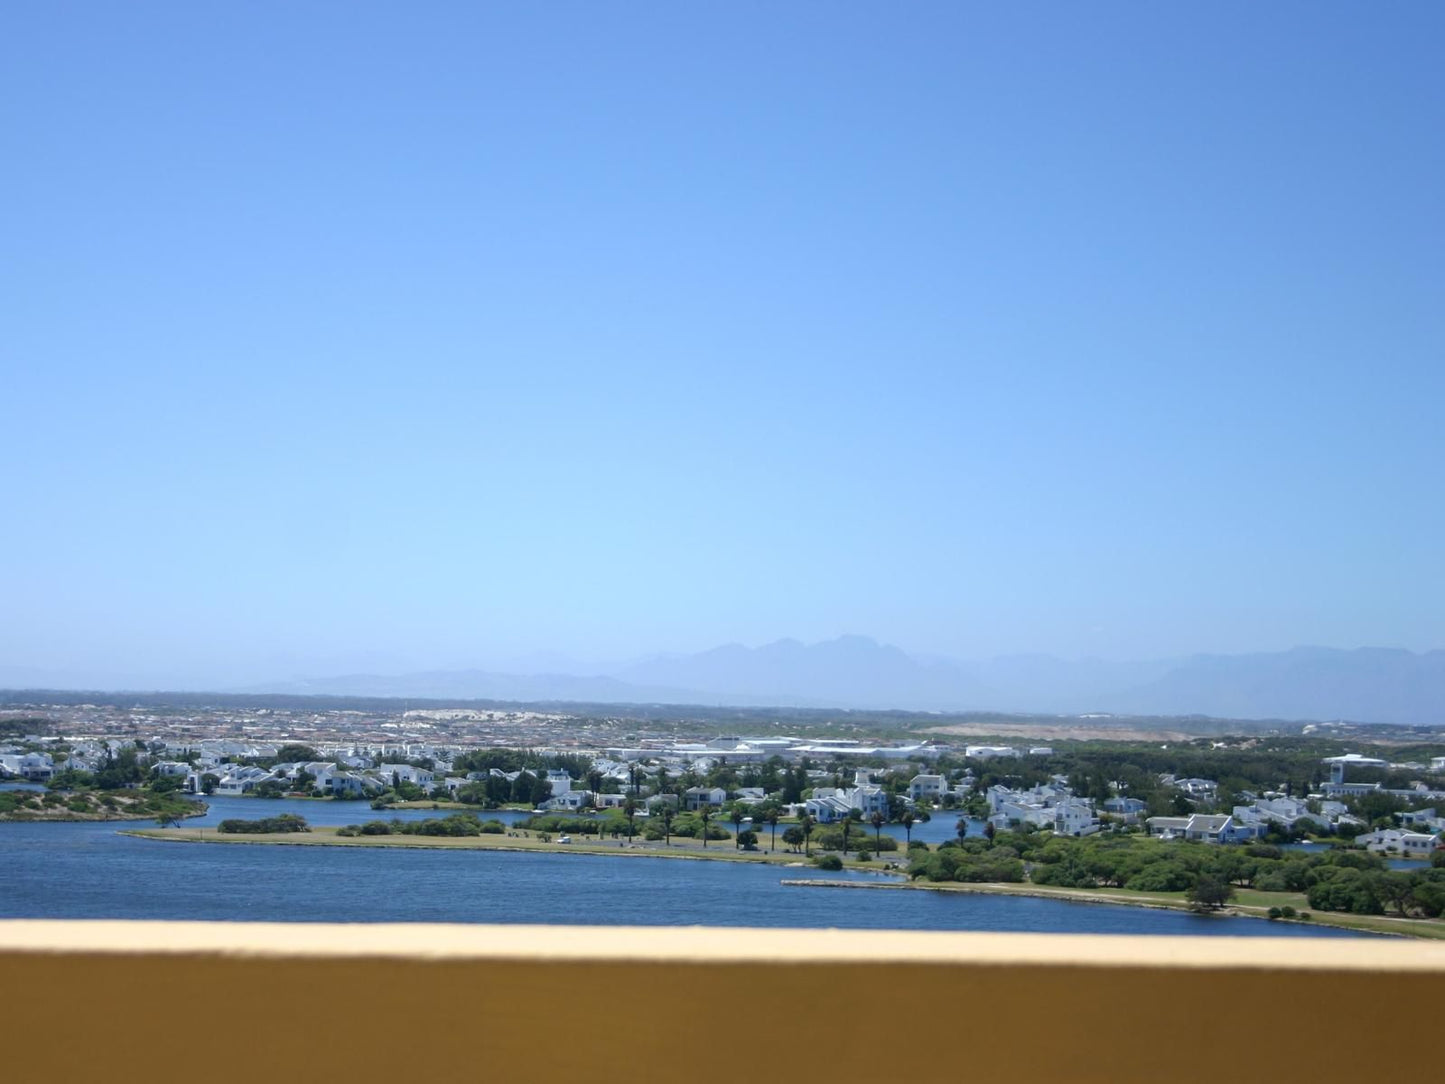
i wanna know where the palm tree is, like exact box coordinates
[624,797,637,843]
[802,814,814,857]
[699,806,712,849]
[730,807,744,849]
[957,816,970,840]
[766,809,780,853]
[840,817,852,855]
[870,810,884,855]
[902,810,915,847]
[662,804,674,847]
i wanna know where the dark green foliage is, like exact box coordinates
[335,814,506,838]
[274,744,321,764]
[813,826,897,852]
[217,814,310,834]
[814,854,843,871]
[1187,875,1235,910]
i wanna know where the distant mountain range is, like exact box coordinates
[232,637,1445,725]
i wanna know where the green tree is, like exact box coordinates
[902,810,915,847]
[699,807,712,849]
[766,808,780,852]
[730,807,744,849]
[624,797,638,843]
[782,826,805,853]
[870,810,885,855]
[275,744,321,764]
[1187,875,1235,911]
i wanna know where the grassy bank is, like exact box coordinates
[784,876,1445,939]
[124,824,866,868]
[1,790,207,823]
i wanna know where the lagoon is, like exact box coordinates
[0,795,1368,936]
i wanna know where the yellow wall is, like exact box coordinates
[4,922,1442,1083]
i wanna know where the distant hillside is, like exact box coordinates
[228,638,1445,724]
[1103,646,1445,725]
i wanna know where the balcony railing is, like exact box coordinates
[3,921,1443,1082]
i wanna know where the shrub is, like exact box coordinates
[1267,907,1282,920]
[1279,905,1297,918]
[814,854,844,871]
[217,814,310,834]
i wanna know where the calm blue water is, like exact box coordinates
[0,795,1368,935]
[1283,839,1428,871]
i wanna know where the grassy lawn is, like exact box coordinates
[124,824,886,868]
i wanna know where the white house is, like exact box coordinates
[325,771,381,798]
[684,787,727,811]
[543,790,593,812]
[378,764,435,787]
[966,746,1020,760]
[1146,813,1253,844]
[1355,829,1441,858]
[909,774,948,802]
[1399,808,1445,833]
[214,766,276,795]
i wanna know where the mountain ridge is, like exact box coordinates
[223,638,1445,724]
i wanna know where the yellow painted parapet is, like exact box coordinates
[3,922,1442,1083]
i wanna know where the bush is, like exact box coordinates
[1124,862,1194,893]
[217,814,309,834]
[814,854,844,871]
[736,829,759,850]
[1279,905,1297,918]
[1267,907,1282,919]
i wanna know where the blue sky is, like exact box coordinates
[3,3,1442,687]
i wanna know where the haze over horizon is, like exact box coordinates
[4,6,1442,697]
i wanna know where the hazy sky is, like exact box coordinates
[4,3,1443,687]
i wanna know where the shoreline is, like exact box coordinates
[122,827,1445,941]
[2,804,208,825]
[782,877,1445,940]
[123,826,836,868]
